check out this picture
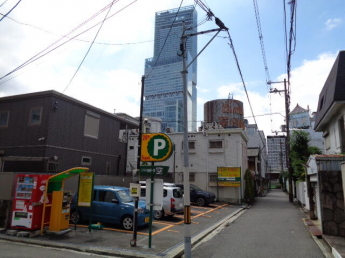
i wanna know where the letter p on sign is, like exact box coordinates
[154,139,166,156]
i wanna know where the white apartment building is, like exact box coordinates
[126,127,248,203]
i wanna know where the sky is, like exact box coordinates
[0,0,344,138]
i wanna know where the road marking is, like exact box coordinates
[71,224,148,235]
[167,230,179,233]
[201,215,211,218]
[191,221,199,225]
[152,225,174,235]
[153,221,172,226]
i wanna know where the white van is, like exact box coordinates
[139,182,184,220]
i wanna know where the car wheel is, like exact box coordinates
[154,209,164,220]
[196,197,206,207]
[70,210,81,223]
[122,215,133,231]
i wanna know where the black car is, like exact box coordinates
[175,184,216,207]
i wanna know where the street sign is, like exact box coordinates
[141,133,173,162]
[217,167,241,187]
[140,166,169,176]
[129,183,141,197]
[145,179,163,210]
[78,172,94,207]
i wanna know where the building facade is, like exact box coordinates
[289,104,324,152]
[127,128,248,203]
[314,51,345,154]
[267,135,287,173]
[0,91,138,175]
[143,6,197,133]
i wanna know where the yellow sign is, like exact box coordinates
[78,172,94,207]
[217,167,241,187]
[141,133,173,162]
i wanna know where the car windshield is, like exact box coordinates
[191,184,202,191]
[117,190,133,203]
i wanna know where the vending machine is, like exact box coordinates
[11,174,51,230]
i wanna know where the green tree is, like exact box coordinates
[244,169,255,203]
[290,130,322,181]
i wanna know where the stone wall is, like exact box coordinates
[318,170,345,236]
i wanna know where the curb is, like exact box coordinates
[164,207,245,258]
[301,218,333,258]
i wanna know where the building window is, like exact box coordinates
[209,140,223,148]
[29,107,42,126]
[129,146,134,150]
[339,117,345,152]
[81,156,92,166]
[209,174,217,182]
[189,141,195,149]
[84,111,100,139]
[0,111,9,128]
[189,173,195,182]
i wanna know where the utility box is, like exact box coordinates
[49,191,72,232]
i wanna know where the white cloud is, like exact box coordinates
[325,18,342,30]
[211,52,338,137]
[278,52,337,113]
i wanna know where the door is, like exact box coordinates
[190,185,197,202]
[94,190,121,224]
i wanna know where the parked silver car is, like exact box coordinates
[139,182,184,220]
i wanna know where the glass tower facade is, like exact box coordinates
[144,6,197,132]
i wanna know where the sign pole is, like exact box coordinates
[217,167,219,202]
[74,174,81,230]
[148,174,154,248]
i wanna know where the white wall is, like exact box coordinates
[126,129,248,203]
[323,107,345,154]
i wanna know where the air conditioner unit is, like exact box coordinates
[165,127,173,133]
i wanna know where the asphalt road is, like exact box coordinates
[0,239,121,258]
[191,189,325,258]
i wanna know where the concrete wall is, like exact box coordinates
[296,181,309,210]
[318,170,345,236]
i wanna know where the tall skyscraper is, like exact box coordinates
[143,6,197,132]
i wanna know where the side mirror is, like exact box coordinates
[112,199,119,204]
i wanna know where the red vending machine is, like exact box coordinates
[11,174,52,230]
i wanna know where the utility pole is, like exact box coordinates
[269,78,293,202]
[131,75,145,247]
[180,19,227,258]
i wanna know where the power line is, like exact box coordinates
[252,0,271,86]
[195,3,267,147]
[0,0,9,8]
[145,0,184,79]
[62,0,116,93]
[0,13,153,46]
[0,0,21,22]
[225,29,266,147]
[0,0,139,84]
[0,0,120,82]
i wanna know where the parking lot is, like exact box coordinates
[65,202,241,253]
[1,203,242,257]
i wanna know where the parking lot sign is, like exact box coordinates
[141,133,173,162]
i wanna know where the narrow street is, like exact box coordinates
[191,189,325,258]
